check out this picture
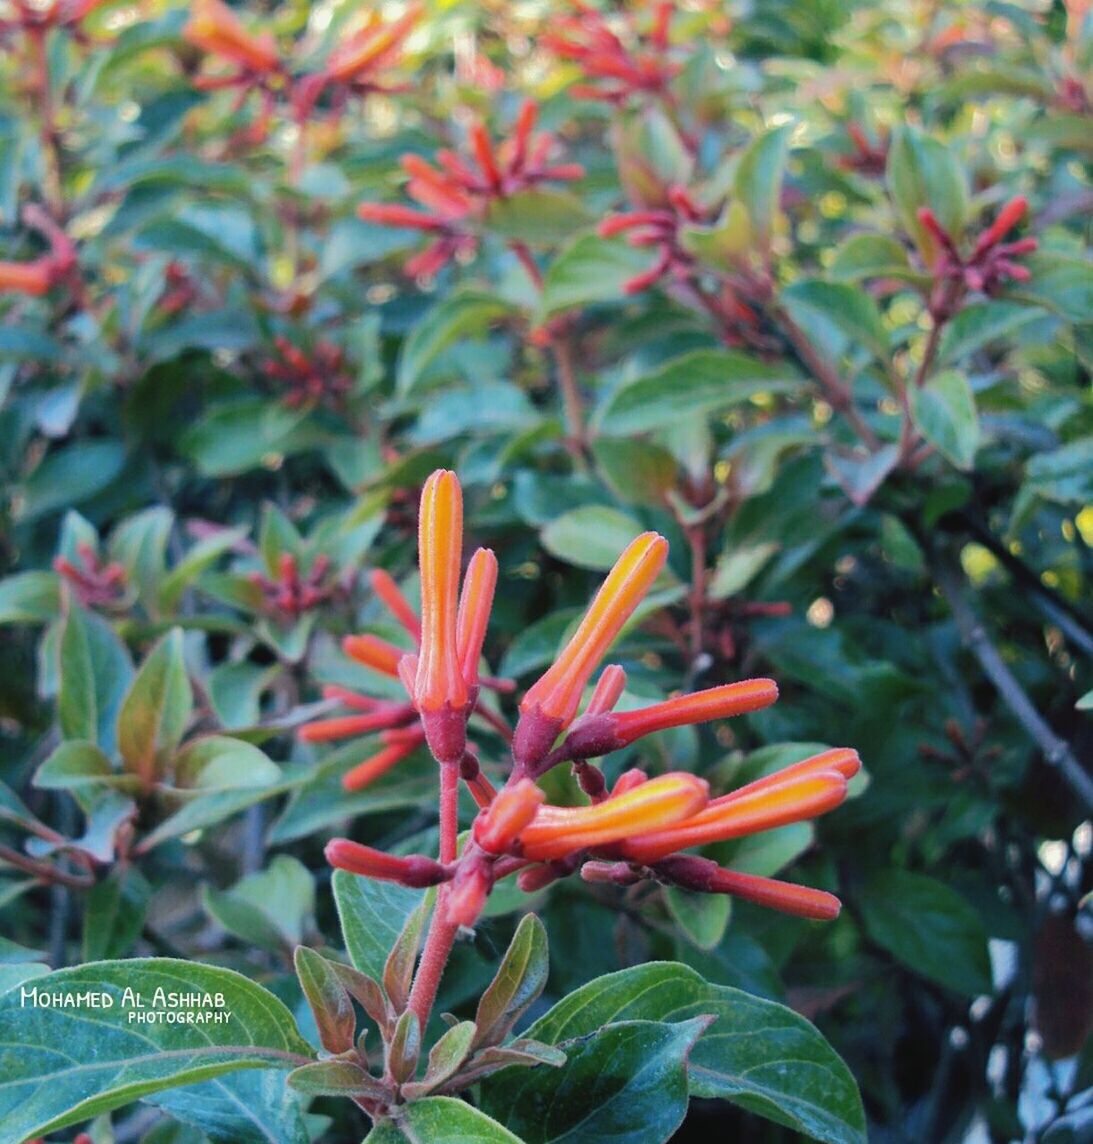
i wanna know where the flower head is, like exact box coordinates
[323,4,420,90]
[358,100,583,279]
[183,0,280,75]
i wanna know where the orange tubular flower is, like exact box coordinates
[514,532,668,770]
[619,760,852,866]
[0,258,54,296]
[473,778,545,853]
[516,773,708,862]
[183,0,280,74]
[413,471,470,762]
[325,839,448,888]
[456,548,498,689]
[654,856,842,921]
[585,664,627,716]
[342,728,426,791]
[343,633,405,677]
[324,4,420,87]
[369,569,421,641]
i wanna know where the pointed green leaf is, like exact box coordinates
[474,914,549,1050]
[118,628,193,785]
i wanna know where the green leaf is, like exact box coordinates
[118,628,193,786]
[512,961,866,1144]
[34,740,120,791]
[474,914,549,1049]
[404,1020,476,1097]
[366,1097,522,1143]
[204,856,314,951]
[19,441,126,521]
[734,124,792,250]
[57,605,134,753]
[860,870,992,996]
[179,400,318,477]
[171,735,282,792]
[664,887,731,950]
[715,821,815,878]
[936,301,1045,365]
[82,868,151,961]
[486,189,593,245]
[0,958,313,1142]
[481,1018,705,1144]
[781,280,889,360]
[540,505,645,571]
[592,438,678,506]
[829,234,915,283]
[541,233,654,316]
[287,1059,385,1098]
[108,507,173,615]
[596,350,799,435]
[332,871,425,981]
[293,948,355,1055]
[0,572,60,625]
[397,290,514,394]
[160,526,249,612]
[910,369,979,469]
[887,125,968,261]
[1024,438,1093,504]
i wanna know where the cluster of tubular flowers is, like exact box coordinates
[182,0,419,124]
[324,469,861,931]
[0,205,78,297]
[541,1,680,105]
[918,196,1037,315]
[53,542,127,610]
[297,489,513,792]
[357,100,584,278]
[263,336,353,410]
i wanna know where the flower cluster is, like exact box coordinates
[918,195,1037,316]
[357,101,583,278]
[248,552,345,622]
[599,186,711,294]
[53,542,128,610]
[0,0,106,41]
[542,1,680,106]
[0,205,78,297]
[323,470,860,931]
[263,336,353,410]
[182,0,419,130]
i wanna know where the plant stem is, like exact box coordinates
[406,759,460,1028]
[775,308,881,450]
[686,522,707,662]
[0,843,91,890]
[933,558,1093,811]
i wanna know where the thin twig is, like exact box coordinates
[933,558,1093,811]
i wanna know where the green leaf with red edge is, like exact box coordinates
[473,913,549,1050]
[294,947,356,1055]
[117,628,193,785]
[887,125,969,261]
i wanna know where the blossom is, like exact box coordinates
[598,186,710,294]
[248,552,343,620]
[917,196,1037,312]
[513,531,667,771]
[358,100,583,278]
[542,1,680,106]
[183,0,280,77]
[53,542,127,609]
[263,337,353,410]
[322,4,420,91]
[0,205,78,297]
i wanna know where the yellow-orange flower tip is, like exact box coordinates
[456,547,498,688]
[611,768,649,796]
[369,569,421,641]
[656,856,841,921]
[325,839,448,888]
[520,532,667,722]
[414,470,468,714]
[183,0,280,73]
[341,733,424,791]
[342,633,405,677]
[517,772,709,862]
[708,747,860,809]
[620,769,848,865]
[473,778,545,853]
